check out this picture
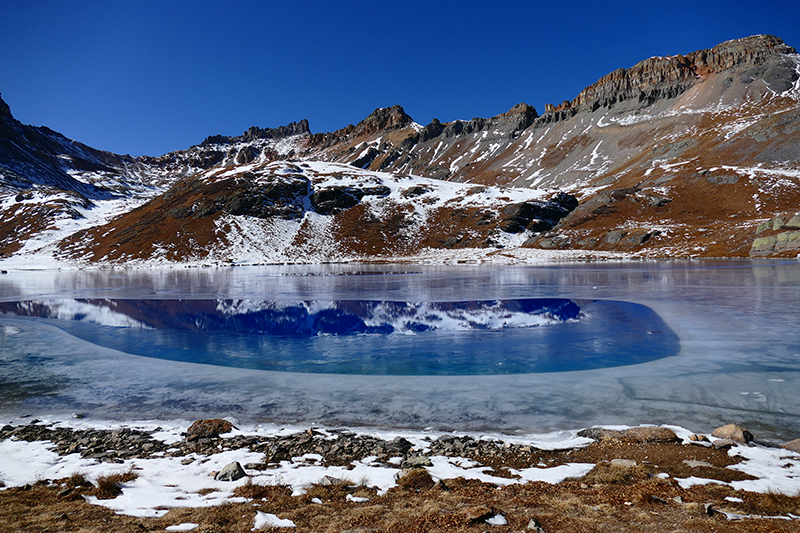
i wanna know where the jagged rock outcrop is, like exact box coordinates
[308,105,413,149]
[544,34,798,117]
[200,119,311,146]
[352,105,414,136]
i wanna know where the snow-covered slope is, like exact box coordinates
[52,160,575,266]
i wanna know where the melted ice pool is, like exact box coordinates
[0,298,678,375]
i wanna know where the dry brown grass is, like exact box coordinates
[751,489,800,516]
[2,440,800,532]
[396,468,435,491]
[583,462,651,485]
[233,478,293,507]
[92,468,139,500]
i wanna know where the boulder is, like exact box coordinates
[401,456,433,469]
[461,505,494,524]
[214,461,246,482]
[750,235,777,255]
[713,439,735,450]
[186,419,236,441]
[775,231,800,252]
[781,438,800,453]
[711,424,754,444]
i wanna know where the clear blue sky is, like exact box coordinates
[2,0,798,156]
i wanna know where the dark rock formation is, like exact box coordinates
[352,105,414,137]
[0,93,11,119]
[201,119,311,146]
[499,193,578,234]
[310,187,364,214]
[308,106,413,149]
[0,95,130,198]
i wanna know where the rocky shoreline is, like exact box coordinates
[4,419,799,467]
[2,418,800,532]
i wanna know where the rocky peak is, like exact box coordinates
[0,93,12,119]
[493,102,538,133]
[544,34,797,117]
[200,119,311,146]
[352,105,414,137]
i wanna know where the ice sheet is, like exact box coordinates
[1,260,799,439]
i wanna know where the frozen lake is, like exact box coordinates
[1,260,799,439]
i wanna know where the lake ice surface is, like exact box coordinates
[1,260,799,439]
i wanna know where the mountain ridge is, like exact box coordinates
[1,34,799,266]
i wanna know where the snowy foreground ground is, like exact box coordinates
[1,417,799,527]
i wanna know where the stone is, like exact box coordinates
[527,518,547,532]
[461,505,494,524]
[577,426,680,443]
[351,147,379,169]
[756,220,772,234]
[689,434,710,442]
[773,216,790,231]
[683,460,714,468]
[750,235,777,255]
[401,455,433,469]
[604,230,627,245]
[787,215,800,229]
[648,196,672,207]
[186,419,236,441]
[775,231,800,252]
[214,461,246,482]
[610,459,638,468]
[711,424,754,444]
[781,438,800,453]
[713,439,735,449]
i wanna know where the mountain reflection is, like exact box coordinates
[0,298,582,336]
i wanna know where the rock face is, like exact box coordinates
[556,35,796,116]
[750,213,800,256]
[201,119,311,146]
[2,35,800,264]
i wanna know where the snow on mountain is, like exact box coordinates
[51,160,574,266]
[2,34,800,267]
